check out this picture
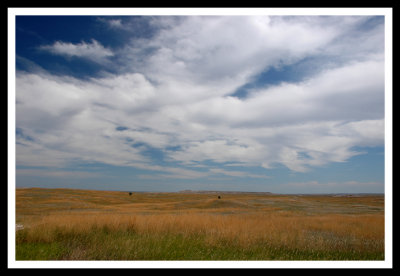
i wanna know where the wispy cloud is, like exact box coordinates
[16,169,101,179]
[39,39,114,63]
[105,19,123,29]
[210,168,269,179]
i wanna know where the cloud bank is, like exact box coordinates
[16,16,385,181]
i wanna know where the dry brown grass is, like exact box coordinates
[15,188,385,260]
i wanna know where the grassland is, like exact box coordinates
[15,188,384,260]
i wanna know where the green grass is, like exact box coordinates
[16,242,67,260]
[16,227,384,260]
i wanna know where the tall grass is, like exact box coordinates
[16,212,384,260]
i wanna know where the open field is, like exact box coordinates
[15,188,384,260]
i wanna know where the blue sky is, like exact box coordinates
[14,13,387,193]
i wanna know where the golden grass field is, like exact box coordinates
[15,188,385,260]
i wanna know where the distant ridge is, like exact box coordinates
[178,190,273,195]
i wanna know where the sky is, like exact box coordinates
[13,12,388,193]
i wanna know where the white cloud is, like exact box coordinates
[16,16,385,178]
[40,39,114,63]
[123,16,340,90]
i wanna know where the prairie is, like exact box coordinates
[15,188,384,260]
